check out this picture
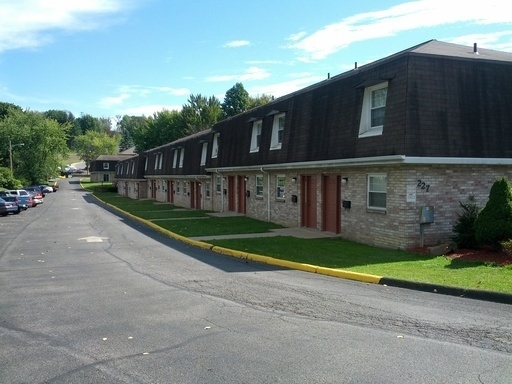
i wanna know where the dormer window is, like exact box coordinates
[179,148,185,168]
[212,133,220,158]
[270,113,285,150]
[359,82,388,138]
[250,120,262,153]
[200,142,208,165]
[173,150,178,168]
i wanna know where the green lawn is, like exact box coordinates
[85,184,512,294]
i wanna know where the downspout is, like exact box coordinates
[260,167,271,222]
[215,169,224,212]
[195,177,202,210]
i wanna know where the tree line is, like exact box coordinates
[0,83,271,188]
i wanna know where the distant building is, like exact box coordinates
[90,154,134,183]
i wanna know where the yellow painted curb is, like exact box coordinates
[315,266,381,283]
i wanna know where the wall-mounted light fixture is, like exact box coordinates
[244,176,248,182]
[292,177,297,183]
[342,177,349,184]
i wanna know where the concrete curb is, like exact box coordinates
[379,277,512,305]
[85,187,512,305]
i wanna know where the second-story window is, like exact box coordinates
[173,150,178,168]
[103,162,109,170]
[359,82,388,138]
[200,142,208,166]
[212,133,220,158]
[250,120,262,153]
[179,148,185,168]
[270,113,285,150]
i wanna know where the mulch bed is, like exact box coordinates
[409,247,512,266]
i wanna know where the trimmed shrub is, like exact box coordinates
[501,239,512,256]
[451,195,480,248]
[474,178,512,250]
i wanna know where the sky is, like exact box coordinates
[0,0,511,124]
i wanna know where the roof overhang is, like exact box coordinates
[206,156,512,173]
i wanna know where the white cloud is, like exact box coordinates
[248,75,325,100]
[98,84,190,116]
[223,40,250,48]
[206,67,270,82]
[121,104,182,117]
[447,31,512,52]
[287,0,512,61]
[0,0,134,53]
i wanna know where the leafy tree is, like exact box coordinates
[0,102,23,121]
[0,109,69,184]
[248,94,273,109]
[44,109,76,147]
[451,195,480,248]
[98,117,113,135]
[181,94,222,133]
[0,167,23,189]
[222,82,249,118]
[474,177,512,250]
[44,109,75,125]
[74,130,121,171]
[132,110,185,153]
[116,115,147,152]
[74,113,102,135]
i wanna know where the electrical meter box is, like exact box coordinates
[420,206,434,223]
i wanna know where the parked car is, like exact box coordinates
[28,191,43,206]
[39,184,54,194]
[0,197,21,216]
[4,194,31,210]
[23,187,44,202]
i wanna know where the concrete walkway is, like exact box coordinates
[190,227,338,241]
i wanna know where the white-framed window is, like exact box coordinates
[158,153,163,170]
[176,181,180,194]
[250,120,262,153]
[125,163,129,174]
[270,113,285,150]
[212,133,220,158]
[359,82,388,138]
[179,148,185,168]
[144,156,148,171]
[216,176,222,194]
[276,175,285,200]
[154,154,158,169]
[119,164,123,175]
[255,174,264,197]
[200,142,208,166]
[131,161,135,174]
[173,150,178,168]
[103,162,109,170]
[367,174,387,210]
[205,181,211,199]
